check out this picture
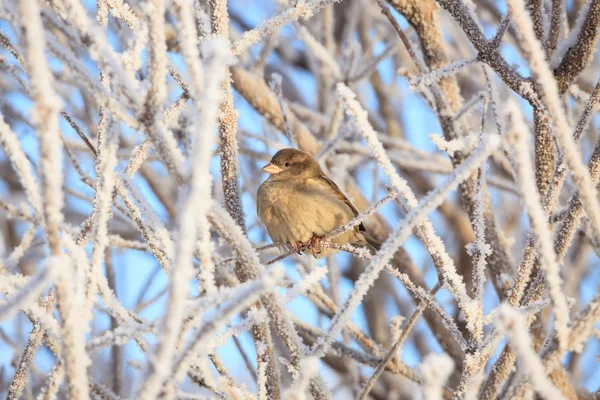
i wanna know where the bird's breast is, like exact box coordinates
[257,180,354,246]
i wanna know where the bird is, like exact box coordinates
[257,148,380,258]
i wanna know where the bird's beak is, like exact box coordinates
[261,163,282,174]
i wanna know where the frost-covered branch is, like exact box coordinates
[311,132,500,357]
[1,0,598,397]
[495,305,566,400]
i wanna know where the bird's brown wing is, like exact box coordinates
[317,174,366,232]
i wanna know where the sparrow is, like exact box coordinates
[257,148,379,258]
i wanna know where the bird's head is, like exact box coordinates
[261,148,323,181]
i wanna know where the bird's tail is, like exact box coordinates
[363,232,382,255]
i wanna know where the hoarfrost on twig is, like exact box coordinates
[1,0,599,397]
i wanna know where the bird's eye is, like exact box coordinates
[285,162,291,167]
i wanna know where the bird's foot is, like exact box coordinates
[292,241,305,255]
[308,234,324,257]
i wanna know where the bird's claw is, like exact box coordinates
[292,241,305,255]
[308,235,323,257]
[291,236,323,256]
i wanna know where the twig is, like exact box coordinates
[358,282,442,400]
